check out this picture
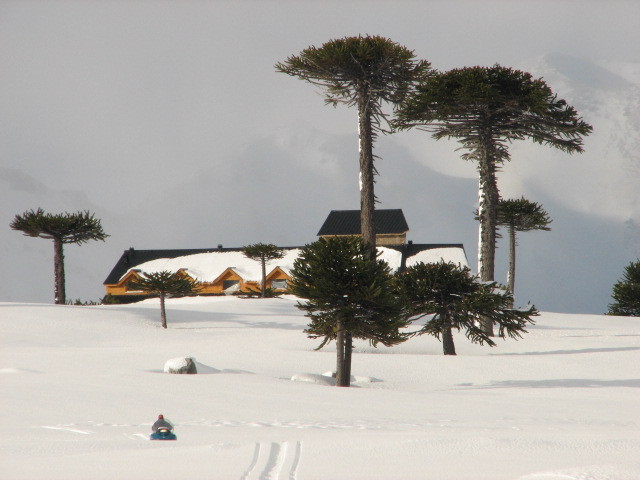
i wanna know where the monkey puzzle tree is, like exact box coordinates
[396,261,538,355]
[242,243,285,297]
[608,260,640,317]
[289,237,406,387]
[10,209,109,304]
[496,197,551,299]
[395,65,591,334]
[276,35,430,253]
[128,271,201,328]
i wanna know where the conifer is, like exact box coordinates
[395,65,591,334]
[396,261,537,355]
[277,35,430,254]
[289,237,406,386]
[128,271,201,328]
[10,209,108,304]
[242,243,285,297]
[608,260,640,316]
[496,197,551,299]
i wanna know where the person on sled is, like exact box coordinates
[152,414,173,433]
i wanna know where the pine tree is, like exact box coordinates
[396,261,538,355]
[128,271,201,328]
[608,260,640,317]
[395,65,591,335]
[496,197,551,299]
[276,35,430,253]
[242,243,285,297]
[10,209,109,304]
[289,237,406,386]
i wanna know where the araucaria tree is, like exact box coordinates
[242,243,285,297]
[608,260,640,317]
[496,197,551,298]
[128,271,201,328]
[10,209,109,304]
[395,65,592,334]
[396,261,538,355]
[289,237,406,387]
[276,35,430,251]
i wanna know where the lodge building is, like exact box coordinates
[103,210,467,302]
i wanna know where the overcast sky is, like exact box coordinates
[1,0,639,313]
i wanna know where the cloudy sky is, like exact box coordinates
[1,0,639,313]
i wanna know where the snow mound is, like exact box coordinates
[352,375,381,383]
[319,371,382,383]
[193,361,220,374]
[290,373,336,386]
[517,463,640,480]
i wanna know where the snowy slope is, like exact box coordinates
[1,298,639,479]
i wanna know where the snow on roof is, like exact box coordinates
[122,245,467,282]
[377,247,403,271]
[405,247,468,268]
[123,249,302,283]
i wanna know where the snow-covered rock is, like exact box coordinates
[163,356,197,374]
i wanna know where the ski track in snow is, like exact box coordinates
[43,414,636,434]
[181,418,424,430]
[516,463,640,480]
[241,441,302,480]
[39,419,422,431]
[41,426,93,435]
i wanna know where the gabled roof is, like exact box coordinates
[211,267,244,285]
[265,266,290,280]
[317,209,409,236]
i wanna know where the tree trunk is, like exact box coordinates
[260,256,267,298]
[160,293,167,329]
[356,87,376,256]
[335,315,348,387]
[507,223,516,307]
[53,237,66,305]
[477,162,498,283]
[476,135,499,336]
[442,326,456,355]
[344,331,353,387]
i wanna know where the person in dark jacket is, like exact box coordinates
[152,414,173,432]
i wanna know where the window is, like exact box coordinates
[223,280,240,291]
[271,279,288,290]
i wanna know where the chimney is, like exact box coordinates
[125,247,135,265]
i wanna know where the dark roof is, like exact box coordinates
[103,246,302,285]
[317,209,409,236]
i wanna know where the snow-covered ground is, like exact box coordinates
[1,296,639,480]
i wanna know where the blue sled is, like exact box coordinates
[150,428,177,441]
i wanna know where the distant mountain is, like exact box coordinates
[504,54,640,224]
